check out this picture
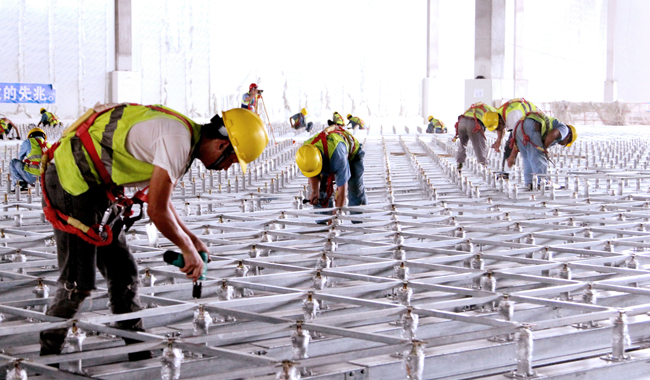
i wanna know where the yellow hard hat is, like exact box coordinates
[347,114,352,119]
[296,145,322,177]
[428,116,433,122]
[566,125,577,147]
[28,127,47,140]
[301,108,307,116]
[221,108,269,173]
[40,108,46,114]
[483,111,499,132]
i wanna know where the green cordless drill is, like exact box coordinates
[163,250,208,298]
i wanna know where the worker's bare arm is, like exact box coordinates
[147,165,203,280]
[543,129,562,148]
[335,182,347,209]
[308,176,320,205]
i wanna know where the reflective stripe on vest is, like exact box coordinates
[524,111,555,138]
[463,102,497,125]
[498,98,538,125]
[53,104,202,196]
[333,113,345,126]
[432,118,445,128]
[0,120,6,134]
[304,129,360,167]
[242,93,256,109]
[24,137,50,175]
[45,111,59,124]
[350,116,365,127]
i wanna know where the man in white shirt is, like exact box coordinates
[39,104,268,362]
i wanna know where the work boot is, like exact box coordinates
[457,163,463,174]
[19,181,29,191]
[40,286,90,363]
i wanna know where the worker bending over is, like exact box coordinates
[506,110,577,190]
[426,116,447,134]
[290,108,313,132]
[332,112,345,127]
[241,83,261,114]
[296,126,367,218]
[0,117,20,139]
[37,108,60,128]
[491,98,539,176]
[10,127,50,191]
[454,102,501,172]
[39,104,267,361]
[346,114,366,131]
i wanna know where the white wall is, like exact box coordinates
[523,0,607,102]
[1,0,647,127]
[615,0,650,103]
[0,0,114,120]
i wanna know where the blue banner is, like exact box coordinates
[0,83,56,104]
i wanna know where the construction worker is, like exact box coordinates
[0,117,20,139]
[426,116,447,134]
[39,104,268,361]
[241,83,261,114]
[295,126,367,219]
[507,110,577,190]
[10,127,49,191]
[346,114,366,130]
[290,108,313,132]
[37,108,60,128]
[332,112,345,127]
[454,102,501,172]
[488,98,539,178]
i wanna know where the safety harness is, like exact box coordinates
[454,103,489,140]
[23,137,49,172]
[310,127,357,207]
[44,112,60,126]
[510,110,549,154]
[499,98,534,128]
[41,104,195,246]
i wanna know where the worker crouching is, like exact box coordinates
[10,128,50,191]
[426,116,447,134]
[290,108,313,132]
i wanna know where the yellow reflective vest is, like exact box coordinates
[462,102,497,125]
[24,137,51,175]
[497,98,538,128]
[53,104,202,196]
[304,128,360,172]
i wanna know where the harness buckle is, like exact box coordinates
[98,200,127,241]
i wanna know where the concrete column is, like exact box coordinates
[110,0,141,103]
[474,0,505,79]
[426,0,439,79]
[465,0,511,108]
[421,0,440,124]
[513,0,528,97]
[604,0,617,102]
[115,0,132,71]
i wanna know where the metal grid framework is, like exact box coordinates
[0,125,649,380]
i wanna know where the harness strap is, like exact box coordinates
[42,104,189,246]
[310,128,357,207]
[512,111,547,154]
[500,98,532,126]
[456,104,488,140]
[40,148,114,246]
